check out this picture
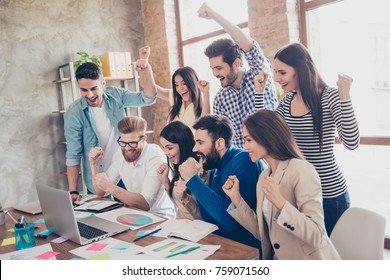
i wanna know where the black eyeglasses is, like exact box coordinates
[117,135,144,149]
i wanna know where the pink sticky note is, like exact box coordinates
[36,251,60,260]
[86,243,108,251]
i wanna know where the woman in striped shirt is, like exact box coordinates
[255,43,360,235]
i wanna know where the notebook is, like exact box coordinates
[155,219,218,242]
[74,200,123,212]
[36,184,129,245]
[13,200,42,215]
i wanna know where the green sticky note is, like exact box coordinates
[88,252,110,260]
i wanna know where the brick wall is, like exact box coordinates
[248,0,300,60]
[141,0,177,142]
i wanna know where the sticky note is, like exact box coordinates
[86,243,108,251]
[1,237,16,246]
[34,218,45,224]
[88,252,110,260]
[35,251,60,260]
[112,241,131,250]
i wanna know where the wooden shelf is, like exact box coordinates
[52,110,66,114]
[53,78,71,83]
[104,76,135,81]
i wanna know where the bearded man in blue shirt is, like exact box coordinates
[179,114,265,250]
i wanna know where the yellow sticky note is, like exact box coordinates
[1,237,16,246]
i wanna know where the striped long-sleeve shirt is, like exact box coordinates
[276,87,360,198]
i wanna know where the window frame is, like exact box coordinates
[300,0,390,248]
[174,0,248,67]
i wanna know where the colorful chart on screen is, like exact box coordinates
[116,214,153,226]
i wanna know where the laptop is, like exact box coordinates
[36,184,129,245]
[13,200,42,215]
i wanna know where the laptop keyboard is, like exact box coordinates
[77,222,108,239]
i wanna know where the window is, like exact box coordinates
[300,0,390,239]
[176,0,249,103]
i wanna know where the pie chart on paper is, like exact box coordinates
[116,213,153,226]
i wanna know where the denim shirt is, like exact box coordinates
[64,86,156,193]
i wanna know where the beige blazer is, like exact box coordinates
[228,159,340,260]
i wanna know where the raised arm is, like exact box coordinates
[197,80,211,115]
[198,2,252,52]
[156,85,170,102]
[88,147,106,197]
[136,46,157,99]
[328,75,360,150]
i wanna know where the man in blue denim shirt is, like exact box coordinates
[64,62,157,201]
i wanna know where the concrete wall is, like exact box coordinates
[0,0,144,208]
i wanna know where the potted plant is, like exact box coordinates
[73,51,102,70]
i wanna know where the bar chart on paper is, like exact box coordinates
[140,238,220,260]
[152,241,186,253]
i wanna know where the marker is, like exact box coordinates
[133,228,162,242]
[166,246,201,258]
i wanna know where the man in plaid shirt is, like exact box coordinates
[198,3,278,148]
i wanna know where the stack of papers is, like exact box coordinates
[155,219,218,242]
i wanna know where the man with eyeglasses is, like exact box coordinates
[64,61,157,202]
[88,116,176,219]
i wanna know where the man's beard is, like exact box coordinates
[122,148,142,163]
[222,67,238,88]
[199,145,221,170]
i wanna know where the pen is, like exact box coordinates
[4,210,18,224]
[166,246,201,258]
[133,228,162,242]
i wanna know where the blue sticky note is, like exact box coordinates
[38,229,53,236]
[112,241,132,251]
[34,218,45,224]
[136,230,147,237]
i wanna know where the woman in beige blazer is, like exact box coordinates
[223,110,340,260]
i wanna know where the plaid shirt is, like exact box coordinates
[213,40,277,148]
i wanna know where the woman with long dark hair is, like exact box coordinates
[157,121,204,219]
[255,42,359,235]
[137,45,210,128]
[223,110,340,260]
